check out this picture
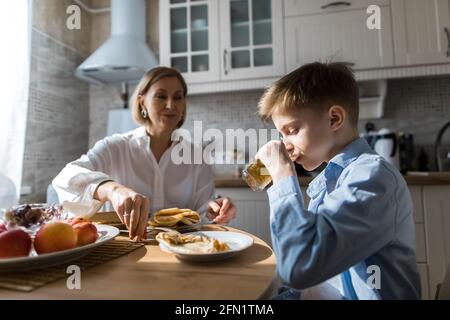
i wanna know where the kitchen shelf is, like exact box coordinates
[171,27,208,34]
[358,80,387,119]
[231,18,271,28]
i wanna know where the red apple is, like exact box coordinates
[73,222,98,246]
[0,229,32,258]
[68,216,91,227]
[34,221,77,254]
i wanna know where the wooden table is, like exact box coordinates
[0,225,277,299]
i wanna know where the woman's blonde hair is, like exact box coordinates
[131,66,188,127]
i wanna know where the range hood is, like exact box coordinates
[75,0,157,84]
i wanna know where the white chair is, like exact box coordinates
[46,183,59,204]
[435,264,450,299]
[0,173,17,209]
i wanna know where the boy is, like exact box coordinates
[255,62,421,300]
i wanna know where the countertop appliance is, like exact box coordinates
[362,123,400,169]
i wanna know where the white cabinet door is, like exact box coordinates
[417,263,430,300]
[423,186,450,300]
[284,0,390,17]
[219,0,285,80]
[159,0,220,83]
[409,185,430,299]
[285,6,394,72]
[409,185,424,224]
[392,0,450,66]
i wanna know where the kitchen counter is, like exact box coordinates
[215,172,450,188]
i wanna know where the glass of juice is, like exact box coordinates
[242,159,272,192]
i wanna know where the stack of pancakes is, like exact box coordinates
[148,208,201,228]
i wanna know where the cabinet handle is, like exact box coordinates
[223,49,229,75]
[444,27,450,58]
[321,1,351,10]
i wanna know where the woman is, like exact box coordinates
[53,67,236,240]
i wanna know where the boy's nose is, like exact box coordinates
[283,141,296,158]
[285,143,294,152]
[282,138,293,148]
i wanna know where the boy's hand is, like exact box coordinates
[255,140,296,185]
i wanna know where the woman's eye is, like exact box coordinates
[173,96,183,100]
[289,128,299,135]
[155,95,166,100]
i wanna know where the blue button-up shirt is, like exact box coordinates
[267,138,421,299]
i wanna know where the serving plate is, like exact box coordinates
[92,211,204,234]
[0,224,119,272]
[158,231,253,262]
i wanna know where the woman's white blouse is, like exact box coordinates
[52,127,215,216]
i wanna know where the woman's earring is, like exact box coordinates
[141,109,148,119]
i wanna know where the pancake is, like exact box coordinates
[156,231,230,254]
[149,208,201,228]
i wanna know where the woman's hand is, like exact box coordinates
[255,140,296,185]
[95,181,149,241]
[207,197,237,224]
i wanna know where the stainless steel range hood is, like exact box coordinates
[75,0,157,84]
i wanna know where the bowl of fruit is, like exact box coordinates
[0,204,119,272]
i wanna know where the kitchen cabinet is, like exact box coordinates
[218,0,284,80]
[284,0,390,17]
[160,0,284,84]
[410,185,429,300]
[391,0,450,66]
[159,0,220,83]
[284,1,394,72]
[408,184,450,300]
[422,185,450,300]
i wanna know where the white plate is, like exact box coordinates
[0,224,120,272]
[118,221,205,235]
[158,231,254,262]
[147,220,204,232]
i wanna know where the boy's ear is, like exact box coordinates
[328,105,346,131]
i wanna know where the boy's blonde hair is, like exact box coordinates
[131,66,188,127]
[258,62,359,127]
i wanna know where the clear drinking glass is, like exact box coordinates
[242,159,272,192]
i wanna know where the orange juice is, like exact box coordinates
[242,159,272,192]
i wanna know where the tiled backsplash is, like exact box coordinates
[89,75,450,174]
[184,92,277,176]
[21,29,90,203]
[88,84,134,147]
[24,61,450,203]
[361,76,450,171]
